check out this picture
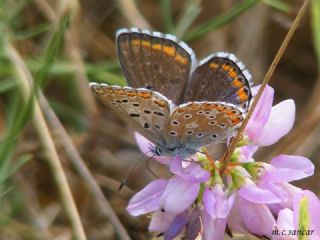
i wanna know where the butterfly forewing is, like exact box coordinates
[183,53,252,110]
[90,83,171,145]
[117,28,195,104]
[165,102,243,149]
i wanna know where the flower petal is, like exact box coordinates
[246,85,274,142]
[202,210,227,240]
[149,209,176,232]
[127,179,167,216]
[268,155,314,182]
[186,209,202,240]
[134,132,171,164]
[272,208,295,240]
[169,156,210,183]
[293,190,320,240]
[203,186,235,219]
[255,99,295,146]
[164,211,189,240]
[238,196,276,236]
[276,208,294,230]
[161,177,200,214]
[238,186,281,204]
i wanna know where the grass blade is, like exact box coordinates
[160,0,175,33]
[311,0,320,63]
[174,0,202,38]
[183,0,259,42]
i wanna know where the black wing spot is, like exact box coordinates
[171,120,179,125]
[132,103,140,107]
[144,110,151,114]
[209,121,217,125]
[153,111,165,117]
[197,132,204,138]
[211,134,218,139]
[170,131,177,136]
[186,130,193,135]
[144,122,150,128]
[129,113,140,118]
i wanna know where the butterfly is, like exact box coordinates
[90,28,252,157]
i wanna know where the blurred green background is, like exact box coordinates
[0,0,319,239]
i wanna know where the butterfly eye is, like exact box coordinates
[154,147,162,156]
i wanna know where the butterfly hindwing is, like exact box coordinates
[182,52,252,110]
[117,28,195,104]
[165,102,243,149]
[90,83,171,145]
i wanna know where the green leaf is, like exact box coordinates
[183,0,259,42]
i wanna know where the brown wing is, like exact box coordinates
[116,28,195,104]
[183,52,252,110]
[90,82,172,145]
[164,101,243,149]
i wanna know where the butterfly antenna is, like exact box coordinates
[118,152,149,191]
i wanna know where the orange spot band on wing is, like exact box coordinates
[174,54,188,65]
[222,64,231,71]
[231,117,242,125]
[138,91,151,99]
[114,89,125,95]
[237,87,249,101]
[130,39,188,65]
[232,78,244,88]
[209,63,219,70]
[127,91,136,97]
[163,45,175,56]
[229,69,237,78]
[154,100,167,108]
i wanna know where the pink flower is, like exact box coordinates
[245,85,295,146]
[127,156,209,233]
[228,195,276,237]
[228,154,315,238]
[202,184,235,240]
[126,85,317,239]
[273,190,320,240]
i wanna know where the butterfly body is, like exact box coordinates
[90,28,252,157]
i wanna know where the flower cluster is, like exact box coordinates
[127,85,320,240]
